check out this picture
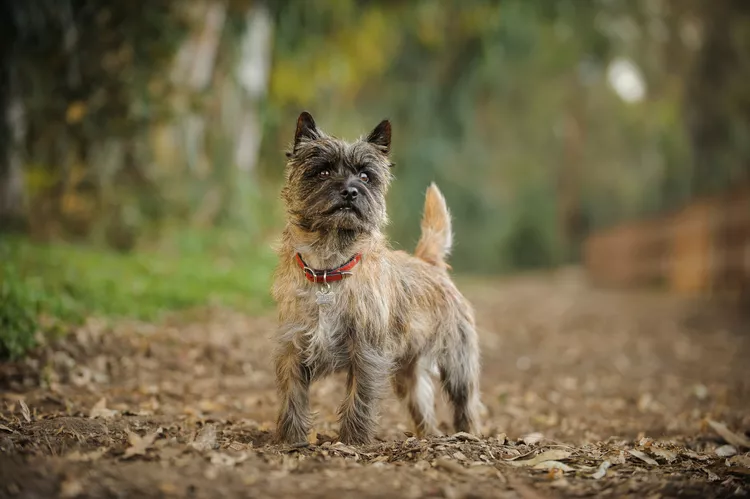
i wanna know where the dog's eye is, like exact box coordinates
[358,172,369,183]
[318,170,330,179]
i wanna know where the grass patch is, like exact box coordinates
[0,230,276,359]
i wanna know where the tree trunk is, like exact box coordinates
[685,0,750,195]
[235,3,274,173]
[0,60,26,232]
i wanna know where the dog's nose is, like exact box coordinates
[341,186,359,201]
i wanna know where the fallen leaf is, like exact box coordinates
[650,447,677,463]
[693,384,708,400]
[435,457,468,475]
[703,467,720,482]
[550,477,571,488]
[708,420,750,449]
[124,428,161,459]
[452,431,480,442]
[506,475,547,499]
[191,425,218,452]
[609,450,626,465]
[682,449,710,461]
[716,445,737,457]
[19,400,31,423]
[453,451,467,461]
[521,432,544,445]
[0,424,13,433]
[158,483,179,495]
[506,450,571,467]
[89,398,117,419]
[331,443,358,456]
[415,460,431,471]
[532,460,575,472]
[66,448,107,462]
[591,460,611,479]
[628,449,658,466]
[728,455,750,468]
[59,476,84,498]
[209,451,250,467]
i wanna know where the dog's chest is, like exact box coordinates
[296,284,355,365]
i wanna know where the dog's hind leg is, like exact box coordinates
[438,318,481,435]
[391,356,438,437]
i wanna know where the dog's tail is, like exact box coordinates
[415,183,453,269]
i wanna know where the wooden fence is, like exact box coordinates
[583,184,750,304]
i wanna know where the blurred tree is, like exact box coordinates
[684,0,750,195]
[1,0,748,273]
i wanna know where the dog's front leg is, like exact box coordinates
[275,342,312,444]
[337,345,389,445]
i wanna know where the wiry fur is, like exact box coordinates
[273,112,482,445]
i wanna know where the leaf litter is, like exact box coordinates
[590,460,611,479]
[123,427,162,459]
[1,276,749,498]
[708,420,750,449]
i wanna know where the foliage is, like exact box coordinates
[263,0,749,270]
[0,232,276,358]
[2,0,749,276]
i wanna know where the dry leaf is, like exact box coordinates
[209,451,249,467]
[506,450,571,467]
[191,425,218,452]
[19,400,31,423]
[693,384,708,400]
[124,428,160,459]
[550,477,571,488]
[682,449,710,461]
[331,443,358,456]
[435,457,468,475]
[521,432,544,445]
[415,460,431,471]
[708,420,750,449]
[59,476,84,498]
[452,431,480,442]
[650,447,677,463]
[591,460,611,479]
[89,398,117,419]
[0,424,13,433]
[716,445,738,457]
[532,460,575,472]
[66,448,106,462]
[453,451,467,461]
[628,449,658,466]
[728,455,750,468]
[703,467,720,482]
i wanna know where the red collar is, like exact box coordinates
[295,253,362,283]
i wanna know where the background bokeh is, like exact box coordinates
[1,1,749,357]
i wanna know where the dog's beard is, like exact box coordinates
[292,194,381,233]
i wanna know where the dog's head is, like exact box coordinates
[282,112,393,234]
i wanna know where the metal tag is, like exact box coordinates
[316,289,335,306]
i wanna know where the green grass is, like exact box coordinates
[0,230,276,359]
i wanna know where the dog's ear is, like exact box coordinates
[294,111,319,149]
[366,119,391,155]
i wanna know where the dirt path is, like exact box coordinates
[2,270,749,498]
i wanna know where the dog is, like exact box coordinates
[273,111,482,445]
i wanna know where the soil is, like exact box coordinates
[1,269,749,498]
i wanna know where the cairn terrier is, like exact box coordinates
[273,112,482,445]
